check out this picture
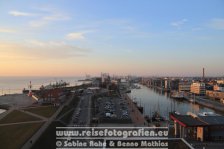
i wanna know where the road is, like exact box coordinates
[70,94,92,126]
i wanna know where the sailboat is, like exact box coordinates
[151,101,165,122]
[171,91,184,99]
[144,104,152,123]
[152,111,165,122]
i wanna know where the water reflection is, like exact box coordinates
[128,85,217,118]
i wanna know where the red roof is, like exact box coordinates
[170,113,207,127]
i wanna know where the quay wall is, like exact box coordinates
[124,94,148,126]
[184,96,224,113]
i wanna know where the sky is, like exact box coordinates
[0,0,224,77]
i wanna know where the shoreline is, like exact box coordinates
[184,96,224,113]
[143,84,224,114]
[124,93,148,126]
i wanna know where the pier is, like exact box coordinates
[184,94,224,113]
[124,94,148,126]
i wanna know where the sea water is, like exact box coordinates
[0,76,85,95]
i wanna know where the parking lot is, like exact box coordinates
[93,95,131,123]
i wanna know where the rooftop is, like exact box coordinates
[171,112,224,127]
[199,116,224,125]
[170,113,206,127]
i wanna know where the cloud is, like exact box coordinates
[28,6,70,27]
[29,13,70,28]
[9,11,35,17]
[43,14,70,21]
[66,32,85,40]
[208,18,224,30]
[9,7,70,28]
[171,19,188,29]
[0,28,16,33]
[0,40,90,60]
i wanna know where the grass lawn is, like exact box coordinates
[0,122,43,149]
[0,110,41,124]
[32,121,65,149]
[24,106,58,118]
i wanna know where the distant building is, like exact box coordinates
[206,90,224,102]
[217,79,224,84]
[164,78,170,90]
[38,88,64,104]
[120,79,129,87]
[111,80,118,85]
[170,79,180,90]
[92,77,101,87]
[101,73,110,83]
[214,84,224,92]
[179,82,191,92]
[191,82,205,96]
[101,73,111,88]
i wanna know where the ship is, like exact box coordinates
[171,91,184,99]
[131,84,141,89]
[136,85,141,89]
[198,112,220,116]
[125,89,131,93]
[144,115,151,123]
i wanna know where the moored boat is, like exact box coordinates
[151,111,165,122]
[171,91,184,99]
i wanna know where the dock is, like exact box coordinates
[124,94,148,126]
[184,95,224,113]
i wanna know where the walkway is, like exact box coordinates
[21,94,74,149]
[20,110,48,121]
[124,94,148,126]
[0,120,45,126]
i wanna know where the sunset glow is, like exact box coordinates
[0,0,224,76]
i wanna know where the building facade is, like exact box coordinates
[190,82,205,96]
[206,90,224,101]
[179,82,191,92]
[214,84,224,92]
[170,112,224,142]
[217,80,224,84]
